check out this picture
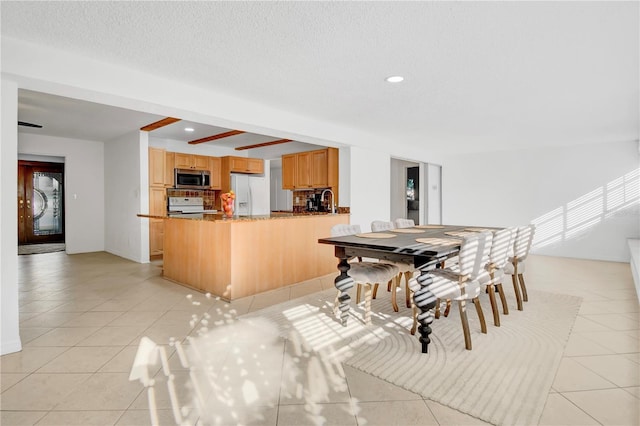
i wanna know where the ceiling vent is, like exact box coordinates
[18,121,43,128]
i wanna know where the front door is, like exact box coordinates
[18,161,65,244]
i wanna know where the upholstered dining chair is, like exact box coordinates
[370,220,414,311]
[330,224,399,325]
[433,230,492,320]
[480,227,516,326]
[394,218,416,229]
[408,231,491,350]
[504,225,536,311]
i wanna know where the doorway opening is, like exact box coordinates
[390,158,442,225]
[390,158,420,222]
[17,160,65,249]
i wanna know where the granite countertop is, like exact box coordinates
[138,212,349,222]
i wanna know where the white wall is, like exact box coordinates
[426,163,442,224]
[18,133,105,254]
[443,140,640,262]
[1,79,21,355]
[338,147,351,207]
[349,147,390,233]
[105,131,147,263]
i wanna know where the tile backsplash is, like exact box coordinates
[166,189,217,210]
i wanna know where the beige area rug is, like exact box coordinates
[241,286,582,425]
[18,243,65,255]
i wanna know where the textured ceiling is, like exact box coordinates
[2,1,638,154]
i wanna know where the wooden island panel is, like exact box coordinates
[162,214,348,300]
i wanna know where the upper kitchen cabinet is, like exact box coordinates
[283,148,338,190]
[282,154,296,189]
[223,156,264,174]
[174,152,210,170]
[209,156,222,190]
[149,147,166,187]
[164,151,175,188]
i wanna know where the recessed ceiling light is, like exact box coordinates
[184,127,195,132]
[385,76,404,83]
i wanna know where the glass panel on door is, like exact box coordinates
[32,171,63,237]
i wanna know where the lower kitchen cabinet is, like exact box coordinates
[149,219,164,256]
[149,186,167,255]
[163,214,349,300]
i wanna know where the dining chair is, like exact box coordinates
[330,224,399,325]
[394,218,416,228]
[433,230,492,320]
[504,225,536,311]
[371,220,414,311]
[408,231,491,350]
[480,227,515,326]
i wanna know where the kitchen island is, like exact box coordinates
[139,212,350,300]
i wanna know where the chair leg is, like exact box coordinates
[391,276,399,312]
[372,283,380,299]
[487,285,500,326]
[496,283,509,315]
[518,274,528,302]
[435,297,441,319]
[443,299,452,317]
[458,300,472,350]
[512,274,523,311]
[387,279,392,292]
[356,283,362,304]
[410,291,418,335]
[473,297,487,334]
[405,271,412,308]
[363,283,373,325]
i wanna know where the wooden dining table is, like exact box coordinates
[318,224,496,354]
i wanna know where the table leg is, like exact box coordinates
[334,250,354,327]
[413,261,439,353]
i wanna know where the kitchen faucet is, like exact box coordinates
[320,189,335,214]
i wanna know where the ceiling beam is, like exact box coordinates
[140,117,181,131]
[235,138,293,151]
[189,129,245,145]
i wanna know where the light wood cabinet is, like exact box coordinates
[282,154,296,189]
[282,148,338,190]
[295,151,312,188]
[174,153,210,170]
[149,177,168,257]
[311,149,328,187]
[164,152,175,187]
[209,156,222,190]
[163,213,349,300]
[149,219,164,256]
[149,147,166,186]
[225,156,264,174]
[149,186,167,216]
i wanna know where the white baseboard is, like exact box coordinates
[1,339,23,356]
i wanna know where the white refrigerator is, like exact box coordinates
[230,173,270,216]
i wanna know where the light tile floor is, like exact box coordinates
[1,252,638,425]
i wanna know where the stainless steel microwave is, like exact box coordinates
[174,168,211,189]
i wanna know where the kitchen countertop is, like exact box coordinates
[138,212,349,222]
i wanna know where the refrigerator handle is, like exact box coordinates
[248,184,253,216]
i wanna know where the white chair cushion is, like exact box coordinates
[504,260,526,275]
[408,274,481,301]
[347,261,399,284]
